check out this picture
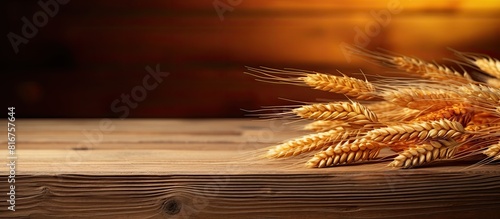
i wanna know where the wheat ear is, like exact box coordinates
[266,130,353,158]
[293,102,379,126]
[304,120,349,132]
[389,139,458,168]
[470,112,500,126]
[483,77,500,89]
[413,103,473,126]
[345,46,471,83]
[300,73,377,99]
[455,52,500,78]
[472,58,500,79]
[306,139,381,168]
[244,67,377,99]
[391,57,472,84]
[381,87,462,111]
[366,119,465,144]
[380,109,423,123]
[459,123,500,151]
[459,84,500,106]
[483,141,500,160]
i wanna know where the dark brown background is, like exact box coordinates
[2,0,500,118]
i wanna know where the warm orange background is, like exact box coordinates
[3,0,500,117]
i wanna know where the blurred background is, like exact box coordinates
[2,0,500,118]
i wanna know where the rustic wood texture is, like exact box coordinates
[1,119,500,218]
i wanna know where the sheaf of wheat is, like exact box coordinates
[246,46,500,169]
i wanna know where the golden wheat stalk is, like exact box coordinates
[470,112,500,126]
[305,139,381,168]
[389,139,458,168]
[266,130,354,158]
[413,103,473,126]
[366,119,465,144]
[391,56,472,83]
[250,48,500,169]
[483,142,500,160]
[378,109,422,123]
[459,84,500,106]
[292,101,379,126]
[473,58,500,79]
[484,77,500,89]
[460,123,500,150]
[365,101,399,113]
[300,73,377,99]
[244,67,377,99]
[381,87,462,111]
[304,120,349,132]
[346,46,472,84]
[461,55,500,79]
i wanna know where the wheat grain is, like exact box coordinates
[483,142,500,160]
[300,73,377,99]
[391,56,472,84]
[346,46,472,83]
[459,123,489,143]
[366,102,416,122]
[389,139,458,168]
[470,112,500,126]
[306,139,380,168]
[304,120,382,132]
[366,101,399,113]
[413,103,473,126]
[304,121,349,132]
[366,119,465,144]
[388,142,411,152]
[382,87,462,111]
[465,123,491,132]
[483,77,500,88]
[459,123,500,153]
[473,58,500,79]
[459,84,500,106]
[382,108,423,122]
[293,102,379,126]
[266,130,353,158]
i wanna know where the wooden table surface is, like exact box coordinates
[1,119,499,219]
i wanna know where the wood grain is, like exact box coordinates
[1,119,499,218]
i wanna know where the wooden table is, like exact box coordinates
[1,119,499,218]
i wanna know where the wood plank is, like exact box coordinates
[2,173,500,219]
[1,119,500,218]
[1,119,305,145]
